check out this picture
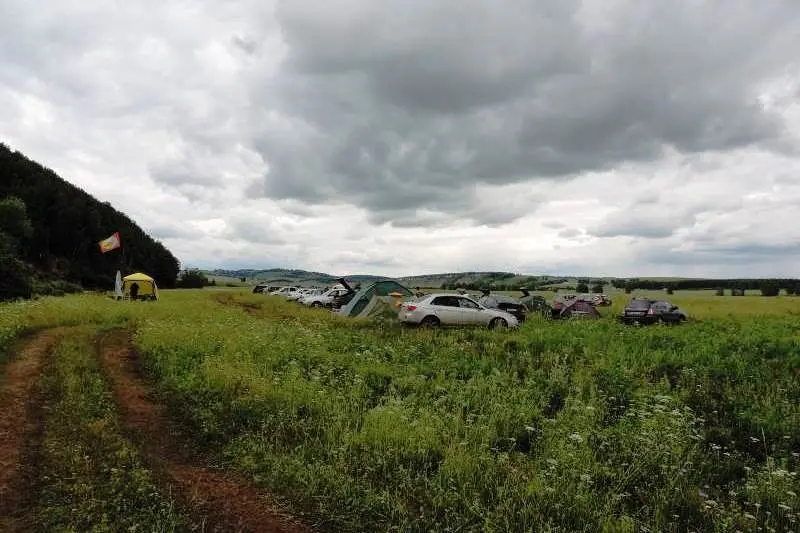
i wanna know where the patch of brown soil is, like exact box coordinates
[99,330,312,533]
[0,329,62,530]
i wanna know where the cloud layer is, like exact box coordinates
[1,0,799,276]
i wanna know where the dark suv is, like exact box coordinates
[477,292,527,323]
[621,298,688,325]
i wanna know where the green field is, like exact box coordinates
[2,290,799,531]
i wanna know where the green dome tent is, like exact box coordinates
[338,280,413,318]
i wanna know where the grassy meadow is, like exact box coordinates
[2,289,799,532]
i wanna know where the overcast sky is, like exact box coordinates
[2,1,799,277]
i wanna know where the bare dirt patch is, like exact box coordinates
[0,329,63,531]
[99,329,312,533]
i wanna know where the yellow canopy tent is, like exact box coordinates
[122,272,159,300]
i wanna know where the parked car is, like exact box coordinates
[330,279,360,310]
[287,288,317,301]
[301,287,351,308]
[621,298,687,325]
[398,293,519,329]
[294,288,324,301]
[477,291,527,323]
[252,283,269,294]
[270,286,298,296]
[252,283,283,294]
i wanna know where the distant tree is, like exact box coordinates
[211,279,216,286]
[240,277,246,283]
[576,282,589,293]
[715,288,724,296]
[784,285,797,296]
[666,287,674,295]
[176,269,210,289]
[760,282,780,297]
[590,282,604,294]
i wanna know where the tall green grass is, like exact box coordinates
[3,290,799,531]
[135,292,800,531]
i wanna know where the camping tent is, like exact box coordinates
[551,297,599,319]
[122,272,159,300]
[338,280,413,318]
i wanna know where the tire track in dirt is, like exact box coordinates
[98,329,313,533]
[0,329,62,531]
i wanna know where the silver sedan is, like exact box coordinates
[398,293,519,329]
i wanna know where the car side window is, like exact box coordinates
[431,296,458,307]
[458,298,480,309]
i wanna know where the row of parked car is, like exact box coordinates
[253,283,356,309]
[252,282,689,328]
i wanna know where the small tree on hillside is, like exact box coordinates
[576,282,589,293]
[590,282,603,294]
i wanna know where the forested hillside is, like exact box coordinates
[0,143,179,293]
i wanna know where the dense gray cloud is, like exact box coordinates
[253,0,800,224]
[1,0,800,276]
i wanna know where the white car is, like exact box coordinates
[270,286,298,296]
[398,293,519,329]
[289,288,321,301]
[301,287,350,308]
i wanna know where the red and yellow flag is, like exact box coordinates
[98,232,121,253]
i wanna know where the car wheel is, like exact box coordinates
[311,301,322,308]
[489,317,508,329]
[420,315,440,328]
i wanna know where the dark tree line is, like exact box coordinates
[0,143,180,291]
[610,278,799,295]
[175,269,212,288]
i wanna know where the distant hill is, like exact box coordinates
[206,268,800,294]
[207,268,388,286]
[0,143,180,292]
[398,272,565,290]
[209,268,575,290]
